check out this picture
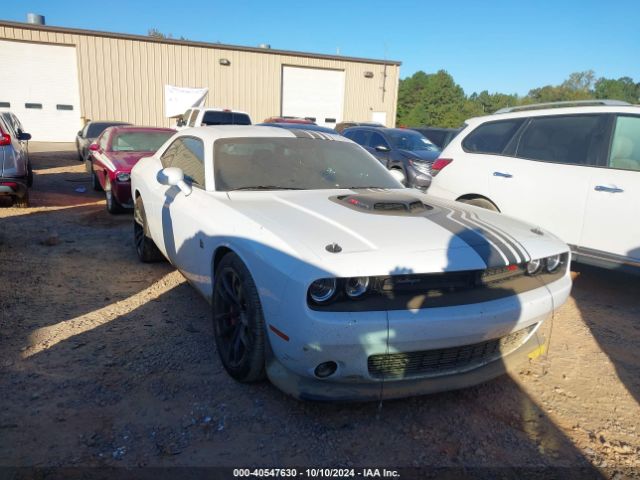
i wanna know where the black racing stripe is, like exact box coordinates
[428,198,526,264]
[427,205,508,267]
[449,209,520,265]
[453,210,522,264]
[283,128,312,138]
[468,211,531,262]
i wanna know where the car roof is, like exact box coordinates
[343,126,420,134]
[108,126,176,133]
[257,122,338,134]
[178,125,347,142]
[464,104,640,126]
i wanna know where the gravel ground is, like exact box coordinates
[0,144,638,478]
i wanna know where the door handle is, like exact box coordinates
[595,185,624,193]
[493,171,513,178]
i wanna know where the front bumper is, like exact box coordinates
[406,165,432,190]
[265,274,570,401]
[112,180,133,208]
[0,178,28,198]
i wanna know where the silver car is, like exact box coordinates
[0,112,32,207]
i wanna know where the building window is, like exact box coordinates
[56,104,74,111]
[0,102,10,108]
[25,103,43,109]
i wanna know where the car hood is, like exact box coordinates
[105,151,152,170]
[398,149,440,162]
[225,189,564,273]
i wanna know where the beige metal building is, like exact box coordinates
[0,20,401,142]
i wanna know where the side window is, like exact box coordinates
[516,115,608,166]
[462,119,524,154]
[609,116,640,172]
[171,137,205,187]
[188,109,200,127]
[98,131,109,150]
[347,129,370,146]
[368,132,389,149]
[160,139,183,168]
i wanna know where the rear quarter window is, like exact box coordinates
[462,119,524,154]
[515,114,609,166]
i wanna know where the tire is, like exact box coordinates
[14,191,29,208]
[212,253,266,383]
[91,164,103,192]
[104,178,124,214]
[27,163,34,188]
[459,197,499,212]
[133,196,163,262]
[76,144,83,162]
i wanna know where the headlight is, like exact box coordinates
[309,278,337,303]
[409,159,431,175]
[545,254,562,272]
[345,277,369,298]
[526,258,542,275]
[116,172,131,182]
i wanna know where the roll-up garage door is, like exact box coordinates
[0,40,81,142]
[281,66,345,128]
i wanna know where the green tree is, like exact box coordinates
[397,70,468,127]
[594,76,640,103]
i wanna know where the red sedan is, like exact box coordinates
[88,126,175,213]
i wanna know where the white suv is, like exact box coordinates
[176,107,251,130]
[428,100,640,273]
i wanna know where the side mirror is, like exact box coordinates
[176,117,185,127]
[157,167,192,196]
[375,145,390,152]
[89,143,100,151]
[77,130,83,137]
[17,131,31,141]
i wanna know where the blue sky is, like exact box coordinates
[3,0,639,96]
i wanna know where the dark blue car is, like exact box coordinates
[342,126,440,189]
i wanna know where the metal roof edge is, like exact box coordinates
[0,20,402,66]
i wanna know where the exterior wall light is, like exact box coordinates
[219,58,231,66]
[364,71,374,78]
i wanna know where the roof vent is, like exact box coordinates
[258,43,271,49]
[26,13,45,25]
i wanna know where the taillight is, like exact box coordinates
[0,182,18,190]
[431,158,453,176]
[0,129,10,146]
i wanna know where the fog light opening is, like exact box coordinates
[314,361,338,378]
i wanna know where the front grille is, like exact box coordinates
[367,324,537,380]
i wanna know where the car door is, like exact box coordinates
[487,114,609,246]
[580,114,640,263]
[366,131,392,167]
[157,136,212,291]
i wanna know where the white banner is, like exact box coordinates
[164,85,209,118]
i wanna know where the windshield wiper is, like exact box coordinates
[228,185,305,191]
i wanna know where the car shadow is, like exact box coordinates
[570,259,640,405]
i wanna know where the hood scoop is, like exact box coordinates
[332,193,433,216]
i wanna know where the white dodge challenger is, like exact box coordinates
[131,125,572,401]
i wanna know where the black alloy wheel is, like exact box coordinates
[213,253,266,383]
[133,196,162,262]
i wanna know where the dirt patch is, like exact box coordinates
[0,145,638,475]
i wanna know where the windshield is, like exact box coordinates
[214,138,403,191]
[386,130,439,151]
[111,132,174,152]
